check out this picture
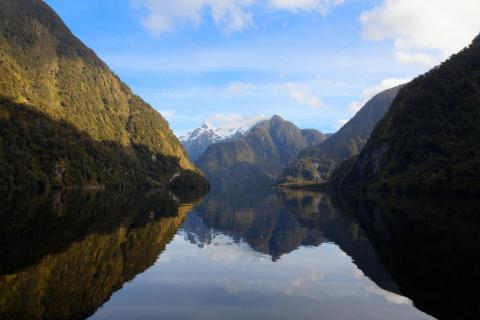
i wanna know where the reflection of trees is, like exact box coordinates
[185,187,400,299]
[0,190,200,320]
[184,188,325,260]
[278,189,401,294]
[334,193,480,320]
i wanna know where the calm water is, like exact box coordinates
[0,188,479,320]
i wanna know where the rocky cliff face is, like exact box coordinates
[0,0,206,189]
[335,34,480,194]
[277,86,402,186]
[196,115,328,187]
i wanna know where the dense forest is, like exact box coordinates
[0,0,207,190]
[335,33,480,194]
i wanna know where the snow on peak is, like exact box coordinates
[200,122,213,130]
[180,115,267,142]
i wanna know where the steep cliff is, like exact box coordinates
[0,0,206,189]
[336,34,480,194]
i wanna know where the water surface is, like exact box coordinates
[0,188,478,319]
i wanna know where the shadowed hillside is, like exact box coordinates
[0,0,207,189]
[277,86,402,186]
[196,116,327,187]
[335,34,480,194]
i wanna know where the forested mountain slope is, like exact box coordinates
[0,0,207,189]
[196,116,327,187]
[335,34,480,194]
[277,86,402,186]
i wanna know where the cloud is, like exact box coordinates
[227,81,256,95]
[360,0,480,66]
[287,83,323,108]
[335,118,348,129]
[348,78,410,114]
[132,0,343,35]
[132,0,255,35]
[268,0,344,14]
[205,113,268,129]
[158,109,177,120]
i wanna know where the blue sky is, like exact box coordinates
[44,0,480,135]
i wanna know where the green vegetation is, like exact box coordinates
[336,34,480,194]
[0,0,207,189]
[0,189,197,319]
[277,86,402,186]
[196,115,327,187]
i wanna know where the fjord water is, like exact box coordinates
[0,189,478,320]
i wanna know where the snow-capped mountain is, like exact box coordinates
[180,115,267,161]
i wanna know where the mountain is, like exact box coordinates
[180,115,266,161]
[0,0,208,190]
[196,115,328,187]
[335,34,480,194]
[277,85,403,186]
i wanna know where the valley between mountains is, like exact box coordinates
[1,0,480,196]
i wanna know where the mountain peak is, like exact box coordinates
[271,115,285,122]
[181,115,268,161]
[200,122,213,130]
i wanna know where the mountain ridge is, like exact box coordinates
[196,115,328,187]
[277,85,403,186]
[180,115,267,161]
[0,0,207,190]
[334,33,480,194]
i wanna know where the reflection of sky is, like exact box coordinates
[90,234,434,320]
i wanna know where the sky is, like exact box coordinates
[44,0,480,136]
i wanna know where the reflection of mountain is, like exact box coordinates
[0,190,199,320]
[182,188,400,295]
[334,193,480,320]
[182,188,324,260]
[279,190,400,294]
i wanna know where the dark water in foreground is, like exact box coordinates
[0,188,479,320]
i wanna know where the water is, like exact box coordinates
[0,188,479,320]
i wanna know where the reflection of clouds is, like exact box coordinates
[219,271,326,297]
[203,242,266,262]
[286,271,326,295]
[202,235,268,263]
[351,264,411,305]
[152,234,414,310]
[366,284,412,305]
[352,267,365,279]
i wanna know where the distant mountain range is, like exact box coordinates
[196,115,328,187]
[277,85,403,186]
[180,115,267,161]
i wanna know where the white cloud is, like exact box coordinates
[268,0,344,14]
[205,113,268,129]
[348,78,410,114]
[335,118,348,129]
[287,83,323,108]
[227,81,256,95]
[360,0,480,66]
[132,0,343,35]
[132,0,255,35]
[158,109,177,120]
